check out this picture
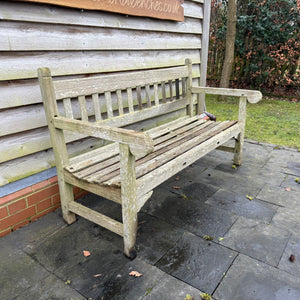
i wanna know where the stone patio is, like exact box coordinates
[1,140,300,300]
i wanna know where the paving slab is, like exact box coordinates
[26,217,131,298]
[220,217,290,267]
[256,184,300,208]
[0,244,50,299]
[86,257,205,300]
[203,140,273,168]
[281,174,300,192]
[213,254,300,300]
[264,148,300,175]
[278,234,300,278]
[14,274,86,300]
[155,231,237,295]
[272,207,300,236]
[215,162,286,187]
[143,185,238,238]
[0,210,66,250]
[144,275,205,300]
[174,167,265,196]
[205,189,278,223]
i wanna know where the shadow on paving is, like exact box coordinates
[1,141,300,300]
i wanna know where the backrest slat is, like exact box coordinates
[116,89,124,115]
[92,93,102,121]
[182,77,186,97]
[169,80,173,101]
[154,83,159,106]
[136,86,142,110]
[63,97,74,119]
[161,81,166,103]
[78,96,88,121]
[105,91,113,118]
[127,88,134,113]
[145,84,151,108]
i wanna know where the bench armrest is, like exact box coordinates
[53,116,154,159]
[192,86,262,103]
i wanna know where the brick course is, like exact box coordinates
[0,176,87,237]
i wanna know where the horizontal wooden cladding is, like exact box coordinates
[0,49,200,81]
[54,66,189,99]
[0,1,202,32]
[1,21,201,52]
[182,0,203,19]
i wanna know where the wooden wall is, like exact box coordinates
[0,0,211,186]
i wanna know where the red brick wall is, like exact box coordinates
[0,176,88,238]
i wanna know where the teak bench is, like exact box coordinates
[38,59,262,258]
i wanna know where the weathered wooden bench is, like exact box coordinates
[38,59,262,258]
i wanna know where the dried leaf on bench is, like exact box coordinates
[173,186,181,189]
[93,274,102,277]
[129,270,143,277]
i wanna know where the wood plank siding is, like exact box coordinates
[0,0,211,186]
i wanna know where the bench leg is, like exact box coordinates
[59,180,77,224]
[233,132,244,166]
[122,197,138,259]
[233,96,247,166]
[119,143,138,259]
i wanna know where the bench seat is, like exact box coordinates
[66,116,239,196]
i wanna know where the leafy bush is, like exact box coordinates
[208,0,300,96]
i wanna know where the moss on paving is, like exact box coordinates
[206,96,300,150]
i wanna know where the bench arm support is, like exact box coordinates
[192,86,262,103]
[53,116,154,159]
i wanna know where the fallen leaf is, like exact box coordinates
[181,194,188,199]
[295,178,300,183]
[200,293,212,300]
[65,280,71,285]
[246,195,254,200]
[93,274,102,277]
[285,188,291,192]
[175,176,180,181]
[185,294,194,300]
[232,165,237,169]
[218,237,224,242]
[173,186,180,189]
[83,250,91,257]
[203,235,214,241]
[129,271,142,277]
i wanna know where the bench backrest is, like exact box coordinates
[38,59,194,131]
